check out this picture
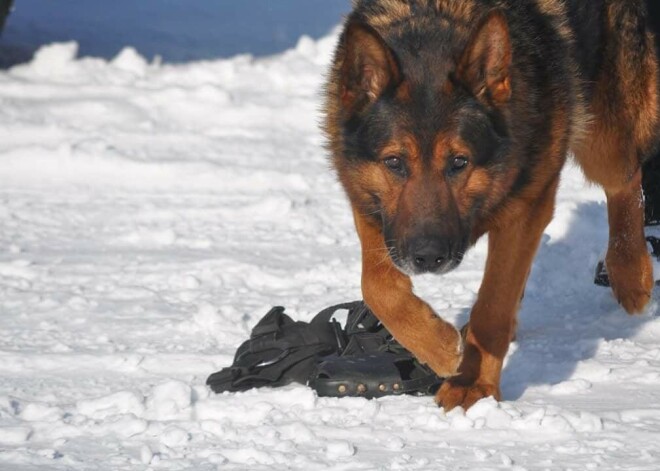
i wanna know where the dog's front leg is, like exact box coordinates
[354,209,463,378]
[436,179,558,411]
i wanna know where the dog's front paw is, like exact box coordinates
[607,250,653,314]
[416,321,463,378]
[426,347,463,380]
[435,380,501,411]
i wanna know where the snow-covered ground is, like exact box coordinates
[1,29,660,471]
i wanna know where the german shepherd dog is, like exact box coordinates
[324,0,659,410]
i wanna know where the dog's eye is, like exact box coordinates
[383,156,406,176]
[450,155,469,172]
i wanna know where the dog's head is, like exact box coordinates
[335,11,517,275]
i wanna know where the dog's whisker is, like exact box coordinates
[363,209,382,216]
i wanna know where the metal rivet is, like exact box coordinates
[379,384,387,392]
[392,383,401,391]
[357,384,367,394]
[338,384,347,394]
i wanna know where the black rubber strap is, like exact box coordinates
[233,344,330,386]
[311,301,364,325]
[250,306,287,337]
[400,372,442,393]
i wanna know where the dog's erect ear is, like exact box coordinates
[456,10,512,104]
[340,20,401,115]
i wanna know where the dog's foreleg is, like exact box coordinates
[353,209,463,378]
[435,177,559,410]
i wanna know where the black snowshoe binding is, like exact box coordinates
[308,303,441,399]
[207,301,443,398]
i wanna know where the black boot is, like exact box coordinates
[645,0,660,227]
[643,155,660,226]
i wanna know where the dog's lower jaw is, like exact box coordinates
[391,255,464,277]
[390,259,417,278]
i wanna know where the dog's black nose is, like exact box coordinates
[410,238,450,273]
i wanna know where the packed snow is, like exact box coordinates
[1,29,660,471]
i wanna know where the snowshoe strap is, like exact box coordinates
[345,302,383,336]
[399,369,443,393]
[207,304,344,394]
[310,301,374,352]
[341,332,387,355]
[230,344,331,387]
[249,306,288,337]
[311,301,365,324]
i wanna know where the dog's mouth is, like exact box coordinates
[386,241,467,276]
